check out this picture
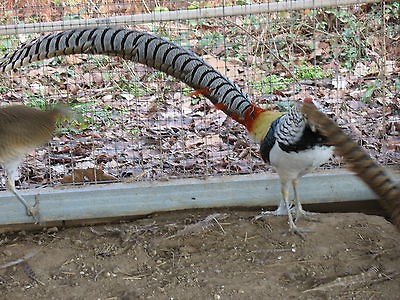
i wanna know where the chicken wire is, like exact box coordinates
[0,0,398,191]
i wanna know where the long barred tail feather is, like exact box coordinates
[301,101,400,231]
[0,27,262,128]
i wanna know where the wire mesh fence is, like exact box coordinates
[0,0,398,191]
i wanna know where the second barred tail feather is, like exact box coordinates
[301,101,400,231]
[0,27,282,137]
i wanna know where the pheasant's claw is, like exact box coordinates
[289,223,311,240]
[295,208,319,223]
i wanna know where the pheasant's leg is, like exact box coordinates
[281,180,311,238]
[282,181,295,227]
[5,161,40,222]
[292,178,318,223]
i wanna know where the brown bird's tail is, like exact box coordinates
[301,101,400,230]
[50,103,74,121]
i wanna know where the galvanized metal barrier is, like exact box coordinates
[1,170,396,226]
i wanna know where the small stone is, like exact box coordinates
[47,227,58,233]
[73,240,82,245]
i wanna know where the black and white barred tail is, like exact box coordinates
[0,27,254,124]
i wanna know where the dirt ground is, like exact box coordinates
[0,209,399,300]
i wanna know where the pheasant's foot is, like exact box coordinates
[26,196,40,223]
[16,193,40,223]
[254,203,293,220]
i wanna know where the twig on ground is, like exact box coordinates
[173,213,229,237]
[303,266,398,293]
[0,249,42,270]
[22,262,45,285]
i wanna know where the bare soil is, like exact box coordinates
[0,209,399,300]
